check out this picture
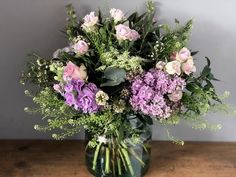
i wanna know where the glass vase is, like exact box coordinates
[85,115,152,177]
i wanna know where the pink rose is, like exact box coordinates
[63,61,87,81]
[73,40,89,55]
[130,30,140,41]
[170,52,178,60]
[110,8,125,23]
[182,58,196,75]
[115,24,140,41]
[168,90,183,102]
[165,61,181,75]
[82,12,98,31]
[177,47,191,62]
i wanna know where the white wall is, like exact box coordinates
[0,0,235,141]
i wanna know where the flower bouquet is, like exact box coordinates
[21,1,233,177]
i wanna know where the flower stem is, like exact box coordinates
[121,147,134,176]
[92,142,102,171]
[105,147,110,174]
[118,148,127,171]
[117,156,122,175]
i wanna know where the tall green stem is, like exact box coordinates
[92,142,102,170]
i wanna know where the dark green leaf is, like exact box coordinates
[186,83,200,92]
[205,57,211,67]
[201,66,211,79]
[207,73,220,81]
[175,18,180,24]
[191,51,199,56]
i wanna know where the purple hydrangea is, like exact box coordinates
[130,68,186,119]
[62,79,101,113]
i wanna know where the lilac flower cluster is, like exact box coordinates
[130,68,186,118]
[57,80,101,114]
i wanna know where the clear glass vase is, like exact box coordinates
[85,115,152,177]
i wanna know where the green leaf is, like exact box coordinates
[175,18,180,24]
[100,67,126,87]
[207,73,220,81]
[186,83,200,92]
[191,51,199,56]
[201,66,211,79]
[205,57,211,67]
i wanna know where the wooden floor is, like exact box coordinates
[0,141,236,177]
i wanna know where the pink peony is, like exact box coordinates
[73,40,89,55]
[110,8,125,23]
[115,24,140,41]
[182,58,196,75]
[63,61,87,81]
[82,12,98,31]
[168,90,183,102]
[165,61,181,75]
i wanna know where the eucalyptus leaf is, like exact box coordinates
[100,67,126,87]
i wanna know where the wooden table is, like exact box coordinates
[0,140,235,177]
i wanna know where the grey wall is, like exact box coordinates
[0,0,235,141]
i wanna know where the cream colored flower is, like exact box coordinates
[155,61,166,70]
[95,90,109,106]
[165,61,181,75]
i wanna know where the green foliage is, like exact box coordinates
[153,19,193,61]
[25,87,86,139]
[98,49,144,72]
[66,4,80,41]
[49,61,64,82]
[20,53,55,87]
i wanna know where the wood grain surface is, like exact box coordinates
[0,140,235,177]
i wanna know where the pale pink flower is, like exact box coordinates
[182,58,196,75]
[115,24,140,41]
[168,90,183,102]
[82,12,98,31]
[177,47,191,62]
[53,84,62,93]
[130,30,140,41]
[63,61,87,81]
[165,61,181,75]
[110,8,125,23]
[155,61,166,70]
[53,46,71,58]
[73,40,89,55]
